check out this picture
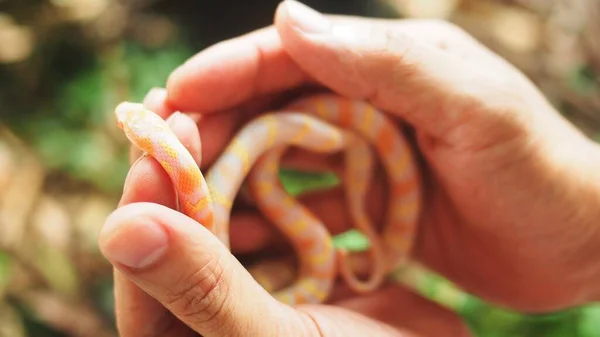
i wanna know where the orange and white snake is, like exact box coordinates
[115,93,423,306]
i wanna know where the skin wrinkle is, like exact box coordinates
[163,255,229,325]
[200,256,234,335]
[297,309,326,337]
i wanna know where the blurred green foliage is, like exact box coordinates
[4,40,194,193]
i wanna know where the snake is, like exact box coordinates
[114,93,422,305]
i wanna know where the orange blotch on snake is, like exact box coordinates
[135,136,155,154]
[392,178,418,198]
[377,124,396,155]
[287,218,310,236]
[360,104,376,131]
[177,165,203,196]
[264,206,287,223]
[187,195,212,216]
[338,99,354,127]
[298,237,317,251]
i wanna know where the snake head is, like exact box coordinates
[115,101,145,130]
[114,101,173,154]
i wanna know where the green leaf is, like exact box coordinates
[279,169,339,196]
[333,229,370,251]
[579,304,600,336]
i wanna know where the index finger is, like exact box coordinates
[165,15,485,115]
[166,26,309,113]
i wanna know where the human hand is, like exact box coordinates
[101,102,469,336]
[99,0,600,336]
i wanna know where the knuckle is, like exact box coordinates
[164,257,231,325]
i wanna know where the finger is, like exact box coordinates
[144,87,176,118]
[102,204,438,337]
[192,107,239,169]
[114,157,182,336]
[99,202,304,337]
[141,85,294,169]
[164,9,480,116]
[119,157,177,208]
[121,110,202,208]
[166,26,309,113]
[114,112,204,337]
[274,0,496,140]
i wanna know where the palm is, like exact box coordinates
[230,85,597,313]
[198,72,595,314]
[411,116,596,312]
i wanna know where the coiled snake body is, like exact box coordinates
[115,94,422,305]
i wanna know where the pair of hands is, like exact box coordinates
[99,1,600,336]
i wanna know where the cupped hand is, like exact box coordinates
[99,1,600,336]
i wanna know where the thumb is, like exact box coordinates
[99,202,303,336]
[274,0,496,139]
[99,202,419,336]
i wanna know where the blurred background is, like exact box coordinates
[0,0,599,336]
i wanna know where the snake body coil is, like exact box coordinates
[115,94,422,305]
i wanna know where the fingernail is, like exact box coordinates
[284,0,330,34]
[166,111,182,127]
[102,219,168,269]
[143,87,167,107]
